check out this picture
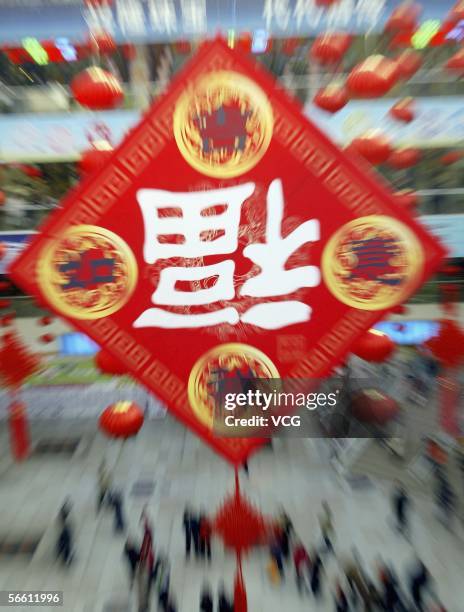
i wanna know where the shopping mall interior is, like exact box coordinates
[1,0,464,611]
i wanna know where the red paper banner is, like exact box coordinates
[9,39,446,465]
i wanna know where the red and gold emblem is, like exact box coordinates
[188,343,279,429]
[38,225,137,319]
[173,70,274,178]
[322,215,424,310]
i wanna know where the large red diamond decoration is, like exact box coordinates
[9,39,446,465]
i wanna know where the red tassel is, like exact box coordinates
[9,402,30,461]
[234,555,247,612]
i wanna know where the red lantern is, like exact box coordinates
[347,55,399,98]
[0,243,5,260]
[384,2,421,33]
[237,33,253,54]
[0,332,41,388]
[99,401,144,438]
[71,67,124,110]
[175,40,191,54]
[441,150,464,165]
[38,315,54,326]
[350,131,392,165]
[78,145,113,177]
[395,49,422,80]
[85,0,113,5]
[350,389,400,425]
[17,164,42,179]
[440,264,461,276]
[313,83,348,113]
[425,319,464,368]
[95,348,129,376]
[393,189,419,210]
[9,401,30,461]
[389,98,415,123]
[122,43,137,60]
[310,33,352,65]
[1,313,15,327]
[352,329,396,362]
[445,48,464,72]
[447,0,464,23]
[281,38,300,56]
[89,32,117,55]
[391,304,407,315]
[388,147,421,169]
[40,333,54,344]
[0,191,5,206]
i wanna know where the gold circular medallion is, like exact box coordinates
[188,343,279,430]
[322,215,424,310]
[38,225,137,319]
[173,70,274,178]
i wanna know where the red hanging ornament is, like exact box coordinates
[84,0,113,5]
[391,304,407,315]
[95,348,129,375]
[351,329,396,362]
[393,189,419,211]
[439,283,460,315]
[40,333,55,344]
[16,164,42,179]
[384,2,422,33]
[175,40,192,54]
[395,49,422,80]
[310,33,352,65]
[0,191,5,206]
[78,144,114,177]
[237,32,253,54]
[89,32,117,55]
[38,315,54,326]
[99,401,145,438]
[347,55,399,98]
[214,472,269,555]
[441,150,464,165]
[9,401,30,461]
[122,43,137,60]
[388,147,421,169]
[0,332,41,388]
[350,389,400,425]
[1,313,15,327]
[71,67,124,110]
[281,38,300,56]
[440,264,461,276]
[389,97,415,123]
[425,319,464,368]
[0,243,6,260]
[350,131,392,165]
[445,49,464,73]
[313,83,348,113]
[447,0,464,24]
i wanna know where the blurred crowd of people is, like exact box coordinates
[53,459,455,612]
